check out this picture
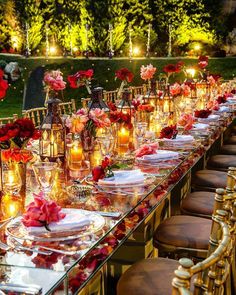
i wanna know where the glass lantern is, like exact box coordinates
[117,88,134,117]
[143,79,159,109]
[88,87,109,112]
[39,98,66,163]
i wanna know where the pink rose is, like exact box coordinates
[140,64,157,80]
[135,143,159,158]
[207,100,219,111]
[89,108,111,128]
[170,83,182,96]
[22,194,66,228]
[181,84,191,97]
[44,70,66,91]
[178,114,194,131]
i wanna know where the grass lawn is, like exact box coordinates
[1,54,236,117]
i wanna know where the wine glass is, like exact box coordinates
[32,162,58,198]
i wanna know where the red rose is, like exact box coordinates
[198,56,208,69]
[163,64,180,73]
[0,69,9,100]
[14,118,36,138]
[22,195,66,228]
[115,68,134,82]
[108,102,117,111]
[101,157,110,169]
[231,89,236,94]
[68,75,78,88]
[194,109,212,118]
[160,125,178,139]
[217,95,227,104]
[92,166,105,182]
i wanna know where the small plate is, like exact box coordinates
[6,209,105,242]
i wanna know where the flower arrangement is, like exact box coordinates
[92,157,126,182]
[135,143,159,158]
[138,104,155,113]
[198,56,208,69]
[132,95,143,110]
[178,114,194,131]
[0,118,41,150]
[1,148,33,163]
[170,83,191,97]
[115,68,134,97]
[207,100,219,111]
[159,125,178,139]
[68,69,94,94]
[0,69,8,101]
[162,61,184,84]
[66,108,111,136]
[140,64,157,81]
[216,95,227,104]
[44,70,66,92]
[22,192,66,231]
[194,109,212,118]
[109,111,133,129]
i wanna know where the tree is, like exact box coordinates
[15,0,44,53]
[0,0,23,52]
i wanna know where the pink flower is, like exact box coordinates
[140,64,157,80]
[89,109,111,128]
[181,84,191,97]
[178,114,194,130]
[66,111,89,134]
[135,143,159,158]
[44,70,66,91]
[207,75,216,85]
[207,100,219,111]
[22,194,66,228]
[170,83,182,96]
[198,56,208,69]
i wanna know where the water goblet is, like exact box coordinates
[97,128,115,157]
[32,162,58,198]
[134,122,148,147]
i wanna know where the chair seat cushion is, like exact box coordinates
[117,257,179,295]
[225,135,236,144]
[220,145,236,155]
[180,191,215,218]
[153,215,212,250]
[207,155,236,171]
[191,169,227,191]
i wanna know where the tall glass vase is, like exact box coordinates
[80,129,96,152]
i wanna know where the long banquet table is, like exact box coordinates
[0,109,235,295]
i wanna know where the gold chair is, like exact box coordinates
[153,168,236,260]
[103,89,118,103]
[58,99,76,115]
[0,114,18,125]
[22,99,76,128]
[22,107,47,128]
[130,85,146,98]
[117,190,235,295]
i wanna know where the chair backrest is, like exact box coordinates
[22,99,76,128]
[58,99,76,115]
[0,114,18,126]
[22,107,47,128]
[81,98,91,109]
[172,211,232,294]
[103,89,119,103]
[130,85,146,98]
[172,173,236,295]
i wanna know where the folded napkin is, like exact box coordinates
[193,123,209,130]
[24,210,92,235]
[140,150,179,161]
[98,169,144,186]
[163,135,194,143]
[198,114,220,122]
[218,106,230,112]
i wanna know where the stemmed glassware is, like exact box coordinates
[134,122,148,147]
[32,162,58,199]
[97,128,115,157]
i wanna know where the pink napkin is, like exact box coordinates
[135,143,159,158]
